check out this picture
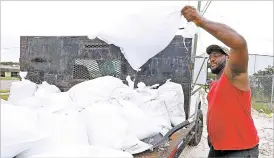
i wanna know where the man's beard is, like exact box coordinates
[211,60,226,74]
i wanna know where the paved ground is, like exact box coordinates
[0,80,17,90]
[179,89,210,158]
[180,89,274,158]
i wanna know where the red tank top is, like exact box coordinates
[207,73,259,150]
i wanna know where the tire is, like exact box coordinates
[188,109,203,146]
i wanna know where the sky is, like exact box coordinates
[196,1,273,57]
[1,1,273,64]
[195,1,274,74]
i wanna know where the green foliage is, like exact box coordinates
[0,77,20,80]
[252,102,273,114]
[0,90,10,93]
[254,66,274,76]
[251,66,274,102]
[0,94,9,101]
[0,62,19,65]
[207,72,215,80]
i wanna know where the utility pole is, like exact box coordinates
[192,1,202,57]
[189,1,202,119]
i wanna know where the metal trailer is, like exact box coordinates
[19,35,208,158]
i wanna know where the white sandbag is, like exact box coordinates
[176,22,199,38]
[126,76,134,89]
[13,96,43,109]
[40,92,72,113]
[1,104,48,158]
[142,99,172,131]
[109,85,172,137]
[82,103,150,154]
[48,110,89,145]
[17,109,89,158]
[5,2,197,70]
[189,87,200,118]
[111,87,140,102]
[35,81,61,97]
[95,2,194,70]
[29,145,133,158]
[117,100,161,140]
[8,79,37,104]
[112,83,157,107]
[158,80,185,126]
[13,92,71,113]
[112,83,172,132]
[8,71,37,104]
[131,86,172,130]
[19,71,27,79]
[69,76,128,108]
[170,116,185,126]
[137,82,146,89]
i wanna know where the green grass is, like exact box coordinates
[252,102,273,115]
[0,89,10,93]
[0,94,9,101]
[0,77,20,80]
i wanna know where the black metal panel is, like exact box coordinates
[127,36,192,118]
[133,36,192,85]
[20,36,192,117]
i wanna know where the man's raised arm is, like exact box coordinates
[181,6,249,90]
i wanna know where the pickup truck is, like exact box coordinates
[19,35,208,158]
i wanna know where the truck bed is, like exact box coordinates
[134,122,195,158]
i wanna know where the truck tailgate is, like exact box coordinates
[134,122,195,158]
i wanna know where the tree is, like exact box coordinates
[251,66,274,102]
[0,62,19,66]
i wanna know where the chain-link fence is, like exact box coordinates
[248,54,274,110]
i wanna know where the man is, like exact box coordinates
[181,6,259,157]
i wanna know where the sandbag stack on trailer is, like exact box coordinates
[1,75,185,158]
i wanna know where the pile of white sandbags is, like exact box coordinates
[8,72,62,110]
[1,74,185,158]
[69,76,185,137]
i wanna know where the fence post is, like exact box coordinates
[254,55,256,74]
[271,75,274,105]
[271,54,274,105]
